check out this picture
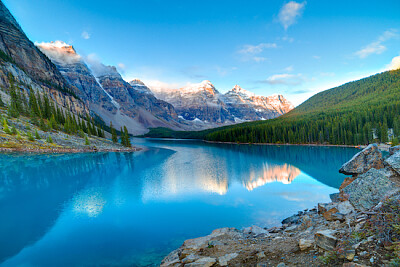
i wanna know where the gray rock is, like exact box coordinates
[339,144,384,175]
[281,214,300,225]
[389,145,400,155]
[243,225,269,235]
[218,253,238,266]
[315,230,337,251]
[330,193,340,202]
[343,168,395,211]
[186,257,216,267]
[330,212,345,222]
[299,239,314,250]
[337,201,355,215]
[208,240,223,247]
[385,151,400,175]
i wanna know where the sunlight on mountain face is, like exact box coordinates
[244,164,301,191]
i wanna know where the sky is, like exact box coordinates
[3,0,400,106]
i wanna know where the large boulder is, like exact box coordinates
[315,230,337,251]
[342,168,396,211]
[385,151,400,175]
[339,144,384,175]
[389,145,400,155]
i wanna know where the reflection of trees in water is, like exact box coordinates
[148,140,358,189]
[0,152,114,263]
[0,149,173,263]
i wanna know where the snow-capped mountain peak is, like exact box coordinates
[180,80,218,95]
[228,85,256,99]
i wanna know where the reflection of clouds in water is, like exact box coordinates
[72,189,106,218]
[277,191,331,203]
[141,150,229,200]
[244,163,301,191]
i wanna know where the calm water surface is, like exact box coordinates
[0,138,358,266]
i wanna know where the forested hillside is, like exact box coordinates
[205,69,400,145]
[145,69,400,146]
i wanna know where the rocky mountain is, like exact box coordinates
[0,1,87,115]
[0,1,292,134]
[224,85,294,121]
[36,42,183,135]
[151,81,293,125]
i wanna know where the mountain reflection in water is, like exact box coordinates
[0,139,359,267]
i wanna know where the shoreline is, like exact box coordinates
[161,144,400,266]
[0,146,142,154]
[204,140,360,149]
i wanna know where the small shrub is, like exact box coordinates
[46,136,53,143]
[11,126,17,135]
[85,135,90,146]
[35,130,40,139]
[27,131,34,141]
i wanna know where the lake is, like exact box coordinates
[0,138,358,266]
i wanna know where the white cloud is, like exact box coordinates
[386,55,400,70]
[278,1,306,30]
[238,43,277,54]
[35,40,81,65]
[284,65,294,72]
[81,31,90,40]
[85,53,120,77]
[145,80,183,92]
[263,73,304,85]
[252,56,268,62]
[355,29,398,59]
[312,55,321,60]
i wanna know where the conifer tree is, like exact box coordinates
[35,129,40,139]
[123,126,131,147]
[110,122,117,143]
[0,93,4,107]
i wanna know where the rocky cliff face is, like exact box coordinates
[151,81,294,125]
[152,80,232,123]
[36,41,183,134]
[0,2,87,115]
[36,41,117,116]
[224,85,294,121]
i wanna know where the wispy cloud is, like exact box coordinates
[312,55,321,60]
[238,43,277,54]
[81,31,91,40]
[261,73,304,85]
[355,29,398,59]
[386,55,400,71]
[284,65,294,72]
[278,1,306,30]
[252,56,268,62]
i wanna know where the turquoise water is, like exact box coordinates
[0,138,358,266]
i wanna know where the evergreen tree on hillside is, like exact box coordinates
[110,122,117,143]
[0,93,4,107]
[123,126,131,147]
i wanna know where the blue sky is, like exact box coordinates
[4,0,400,105]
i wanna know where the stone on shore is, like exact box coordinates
[299,238,314,250]
[342,168,396,211]
[315,230,337,251]
[389,145,400,155]
[339,144,383,175]
[185,257,216,267]
[218,253,238,266]
[243,225,269,235]
[385,151,400,175]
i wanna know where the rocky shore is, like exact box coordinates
[0,109,139,153]
[161,144,400,266]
